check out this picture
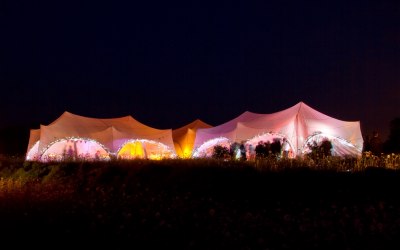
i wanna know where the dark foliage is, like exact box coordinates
[270,138,282,155]
[255,139,281,159]
[1,160,400,249]
[307,139,332,160]
[255,141,270,158]
[364,131,383,155]
[384,118,400,153]
[212,145,230,159]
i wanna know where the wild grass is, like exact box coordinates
[0,154,400,249]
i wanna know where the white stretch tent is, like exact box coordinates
[193,102,363,158]
[26,112,176,162]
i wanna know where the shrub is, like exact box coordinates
[307,139,332,161]
[255,139,282,159]
[270,138,282,156]
[212,145,230,160]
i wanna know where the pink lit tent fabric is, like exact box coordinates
[172,119,212,158]
[193,102,363,158]
[26,112,176,161]
[192,111,266,148]
[191,111,267,158]
[26,129,41,160]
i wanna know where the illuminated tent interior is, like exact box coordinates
[40,138,110,162]
[193,137,231,158]
[26,112,176,162]
[191,111,266,158]
[172,119,212,158]
[193,102,363,158]
[117,139,176,160]
[192,111,266,157]
[26,103,363,161]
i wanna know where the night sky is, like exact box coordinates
[1,1,399,144]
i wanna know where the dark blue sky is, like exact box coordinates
[1,0,399,140]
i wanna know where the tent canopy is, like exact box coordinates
[194,102,363,158]
[26,112,176,161]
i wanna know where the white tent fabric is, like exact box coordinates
[26,112,176,161]
[26,129,41,160]
[192,111,265,149]
[194,102,363,158]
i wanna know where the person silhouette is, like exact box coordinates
[239,143,247,161]
[282,138,290,158]
[67,145,74,160]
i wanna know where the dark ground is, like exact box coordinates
[0,160,400,249]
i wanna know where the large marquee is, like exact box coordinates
[193,102,363,158]
[26,112,176,162]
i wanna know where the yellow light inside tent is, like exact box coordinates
[118,141,145,159]
[183,146,192,158]
[181,129,195,158]
[148,154,162,160]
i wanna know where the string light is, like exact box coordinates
[193,131,361,159]
[193,137,231,158]
[301,132,362,157]
[37,137,111,162]
[27,137,177,162]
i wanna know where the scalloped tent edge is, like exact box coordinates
[193,102,363,158]
[26,111,176,161]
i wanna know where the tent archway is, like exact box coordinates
[193,137,231,158]
[40,138,110,162]
[301,132,362,157]
[245,132,295,159]
[117,139,176,160]
[26,141,40,161]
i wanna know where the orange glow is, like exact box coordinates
[118,141,145,159]
[183,146,192,158]
[118,140,176,160]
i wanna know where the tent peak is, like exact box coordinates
[60,111,132,120]
[192,119,212,126]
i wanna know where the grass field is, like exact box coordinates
[0,156,399,249]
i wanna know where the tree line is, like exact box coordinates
[363,118,400,155]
